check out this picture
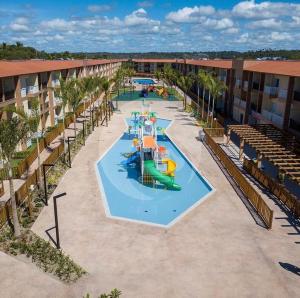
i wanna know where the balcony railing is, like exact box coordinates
[262,109,284,127]
[21,87,27,97]
[264,85,278,97]
[27,85,39,95]
[52,79,60,87]
[277,88,287,99]
[53,97,62,106]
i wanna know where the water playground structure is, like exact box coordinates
[125,110,181,191]
[139,85,169,98]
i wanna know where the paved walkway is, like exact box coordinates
[1,100,299,298]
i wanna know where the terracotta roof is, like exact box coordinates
[243,60,300,77]
[185,59,232,69]
[0,59,121,78]
[133,58,232,69]
[132,59,178,63]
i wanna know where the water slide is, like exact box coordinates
[144,160,181,191]
[162,159,177,177]
[122,151,140,165]
[157,88,164,96]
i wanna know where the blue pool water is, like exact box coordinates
[96,118,213,227]
[133,78,155,85]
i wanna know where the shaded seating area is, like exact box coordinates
[227,124,300,186]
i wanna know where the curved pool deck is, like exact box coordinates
[96,118,214,227]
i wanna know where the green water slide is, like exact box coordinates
[144,160,181,191]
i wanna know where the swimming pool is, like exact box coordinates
[96,118,214,227]
[133,78,155,85]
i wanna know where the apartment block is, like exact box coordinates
[132,58,300,136]
[0,59,122,131]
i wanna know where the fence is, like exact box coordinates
[190,100,224,129]
[0,143,65,228]
[204,129,273,229]
[243,159,300,219]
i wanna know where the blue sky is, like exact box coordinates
[0,0,300,52]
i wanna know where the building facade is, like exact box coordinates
[0,59,122,131]
[132,59,300,136]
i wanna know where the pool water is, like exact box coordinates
[96,118,213,227]
[113,91,178,101]
[133,78,155,85]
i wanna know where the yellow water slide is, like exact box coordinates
[162,159,177,177]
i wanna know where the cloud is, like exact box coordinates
[232,0,300,19]
[41,18,73,31]
[9,23,30,32]
[201,17,234,30]
[270,31,292,41]
[124,8,159,26]
[166,6,215,23]
[235,33,249,43]
[247,18,282,29]
[87,4,111,13]
[137,1,153,8]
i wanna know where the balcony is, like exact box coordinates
[264,85,278,97]
[261,109,284,127]
[293,90,300,102]
[4,90,15,100]
[252,82,259,90]
[243,81,248,91]
[21,87,27,97]
[278,88,287,99]
[53,97,62,106]
[289,118,300,132]
[27,85,40,97]
[52,80,60,87]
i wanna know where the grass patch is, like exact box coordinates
[0,228,86,283]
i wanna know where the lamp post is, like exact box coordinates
[45,192,66,249]
[42,163,54,206]
[66,136,76,167]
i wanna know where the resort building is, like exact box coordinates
[133,59,300,136]
[0,59,122,129]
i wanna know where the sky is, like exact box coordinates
[0,0,299,52]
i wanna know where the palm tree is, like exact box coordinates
[127,68,136,97]
[102,78,111,125]
[209,78,227,127]
[198,70,208,120]
[80,77,94,133]
[55,78,73,156]
[113,69,122,109]
[154,70,161,84]
[0,116,29,236]
[205,73,214,124]
[177,74,193,110]
[68,79,83,142]
[13,99,44,187]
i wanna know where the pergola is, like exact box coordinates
[227,124,300,185]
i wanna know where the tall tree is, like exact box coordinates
[13,99,44,187]
[68,79,83,142]
[177,74,193,110]
[209,78,227,127]
[55,78,72,156]
[0,117,29,236]
[205,73,214,124]
[198,70,208,120]
[101,78,111,125]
